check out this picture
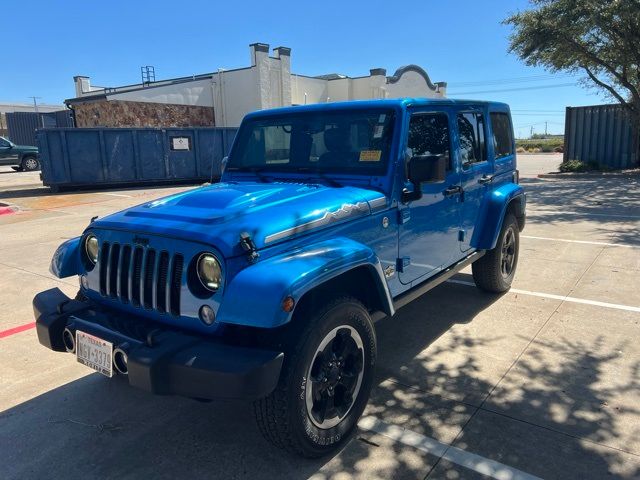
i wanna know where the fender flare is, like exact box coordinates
[470,183,526,250]
[216,237,394,328]
[50,237,82,278]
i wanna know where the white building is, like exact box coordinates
[68,43,447,128]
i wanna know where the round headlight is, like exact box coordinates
[85,235,99,264]
[197,253,222,292]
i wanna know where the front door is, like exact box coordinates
[456,110,494,251]
[0,138,16,165]
[398,111,462,285]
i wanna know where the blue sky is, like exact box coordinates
[2,0,607,137]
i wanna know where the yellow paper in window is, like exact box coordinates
[359,150,382,162]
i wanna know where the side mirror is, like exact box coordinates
[403,154,447,202]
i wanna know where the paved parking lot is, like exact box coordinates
[1,155,639,479]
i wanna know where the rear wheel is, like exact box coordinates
[472,213,519,293]
[21,156,40,171]
[254,296,376,457]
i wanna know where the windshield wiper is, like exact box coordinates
[294,167,342,188]
[225,166,271,183]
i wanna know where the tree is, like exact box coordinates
[505,0,640,134]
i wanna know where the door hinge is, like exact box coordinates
[398,209,411,224]
[396,257,410,273]
[458,230,466,242]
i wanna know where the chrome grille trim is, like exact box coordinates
[99,241,182,317]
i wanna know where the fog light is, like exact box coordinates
[199,305,216,325]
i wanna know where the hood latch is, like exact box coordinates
[240,232,259,263]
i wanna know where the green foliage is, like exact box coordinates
[559,159,600,172]
[504,0,640,121]
[516,138,563,152]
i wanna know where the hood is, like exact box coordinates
[15,144,38,151]
[91,182,387,258]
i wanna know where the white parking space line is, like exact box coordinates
[359,416,542,480]
[527,209,640,220]
[521,235,638,249]
[448,280,640,313]
[102,193,132,198]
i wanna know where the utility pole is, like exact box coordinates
[530,126,534,138]
[545,121,548,136]
[28,96,43,127]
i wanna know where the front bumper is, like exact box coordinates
[33,288,284,400]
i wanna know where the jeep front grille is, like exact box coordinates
[99,242,183,316]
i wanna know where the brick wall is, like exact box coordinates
[72,100,215,128]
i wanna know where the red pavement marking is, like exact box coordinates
[0,322,36,339]
[0,206,17,215]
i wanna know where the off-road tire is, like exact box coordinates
[21,156,40,172]
[472,213,519,293]
[254,296,376,458]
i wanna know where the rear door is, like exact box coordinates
[398,109,462,285]
[456,108,494,252]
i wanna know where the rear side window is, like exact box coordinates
[407,113,451,169]
[491,113,514,158]
[457,112,486,165]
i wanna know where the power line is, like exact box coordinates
[448,74,574,88]
[511,113,565,116]
[447,82,576,95]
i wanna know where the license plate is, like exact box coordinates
[76,330,113,377]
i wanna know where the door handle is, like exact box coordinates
[478,174,494,185]
[443,185,463,197]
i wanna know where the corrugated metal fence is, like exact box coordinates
[564,104,639,169]
[6,111,74,145]
[38,127,237,191]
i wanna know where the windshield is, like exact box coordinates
[227,109,395,175]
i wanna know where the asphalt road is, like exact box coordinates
[1,156,639,479]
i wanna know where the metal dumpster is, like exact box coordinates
[37,127,237,191]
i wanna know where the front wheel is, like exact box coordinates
[21,156,40,171]
[254,296,376,457]
[472,213,520,293]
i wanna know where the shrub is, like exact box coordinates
[516,146,526,153]
[559,159,600,172]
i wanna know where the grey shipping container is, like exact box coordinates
[564,104,639,169]
[6,111,74,146]
[37,127,237,191]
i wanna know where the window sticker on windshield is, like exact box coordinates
[373,125,384,138]
[359,150,382,162]
[378,114,386,123]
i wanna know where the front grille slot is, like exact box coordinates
[99,243,182,316]
[169,254,183,317]
[156,252,169,313]
[108,244,120,297]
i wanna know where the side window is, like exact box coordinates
[407,113,451,169]
[0,138,11,148]
[457,112,487,165]
[490,112,514,158]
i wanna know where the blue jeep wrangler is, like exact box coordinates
[34,98,525,457]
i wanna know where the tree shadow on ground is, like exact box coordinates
[520,176,640,246]
[2,277,639,479]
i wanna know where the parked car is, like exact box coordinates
[34,98,525,457]
[0,136,40,171]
